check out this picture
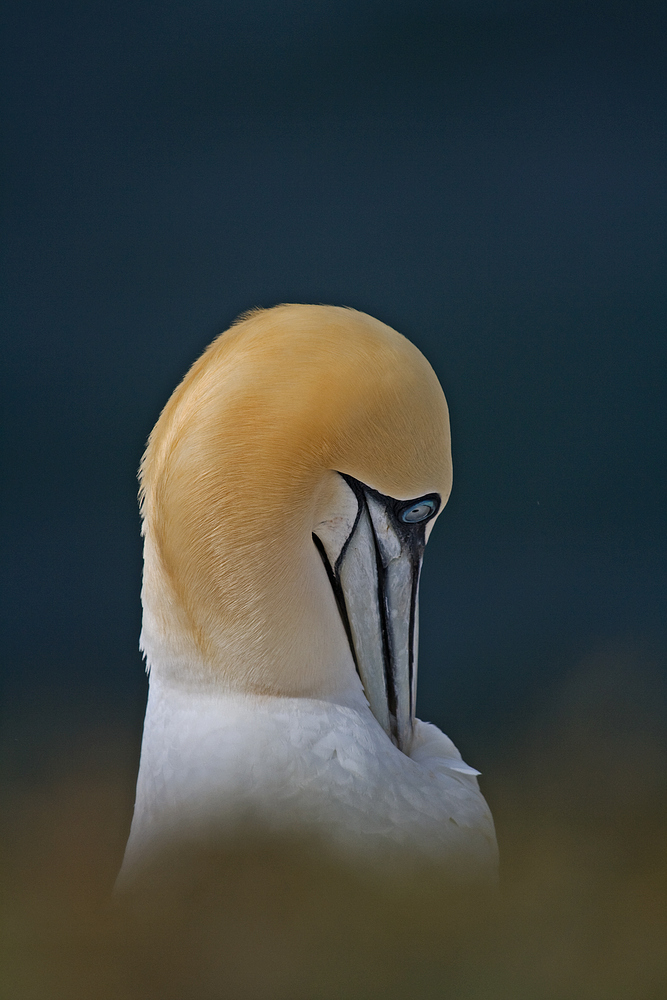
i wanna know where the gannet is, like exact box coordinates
[118,304,498,885]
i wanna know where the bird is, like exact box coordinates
[117,304,498,887]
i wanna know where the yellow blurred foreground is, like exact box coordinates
[2,646,666,999]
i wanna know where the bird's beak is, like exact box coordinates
[313,475,438,755]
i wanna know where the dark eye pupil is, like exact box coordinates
[401,500,435,523]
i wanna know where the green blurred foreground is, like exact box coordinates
[2,647,666,999]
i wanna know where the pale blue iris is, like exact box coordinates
[401,499,436,523]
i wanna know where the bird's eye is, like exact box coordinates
[400,499,437,523]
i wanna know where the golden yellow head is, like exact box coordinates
[139,304,451,696]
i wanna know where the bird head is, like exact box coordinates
[139,304,451,753]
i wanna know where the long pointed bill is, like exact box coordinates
[314,475,438,755]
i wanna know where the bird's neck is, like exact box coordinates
[138,529,361,703]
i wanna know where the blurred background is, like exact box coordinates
[2,1,666,996]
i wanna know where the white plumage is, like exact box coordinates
[120,677,497,882]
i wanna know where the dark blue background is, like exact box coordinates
[2,1,665,783]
